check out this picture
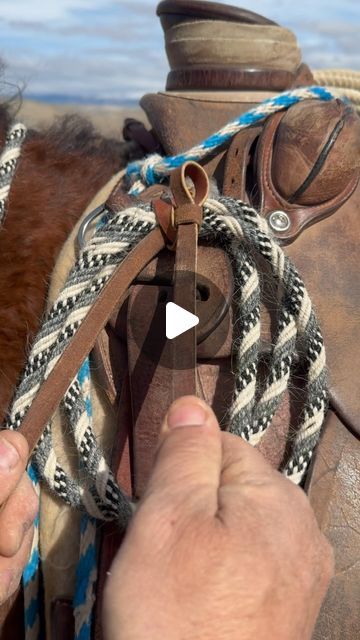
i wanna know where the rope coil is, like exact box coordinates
[1,86,339,636]
[7,197,326,504]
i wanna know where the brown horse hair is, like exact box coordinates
[0,102,139,422]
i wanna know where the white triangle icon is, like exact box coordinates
[166,302,199,340]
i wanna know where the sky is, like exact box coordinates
[0,0,358,105]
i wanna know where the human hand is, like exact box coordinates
[104,396,333,640]
[0,432,38,604]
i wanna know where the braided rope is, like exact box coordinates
[0,120,41,639]
[2,95,331,633]
[73,360,98,640]
[7,207,152,520]
[74,514,97,640]
[6,198,326,502]
[126,86,336,192]
[22,465,41,640]
[0,123,27,225]
[313,69,360,114]
[314,69,360,91]
[206,199,327,483]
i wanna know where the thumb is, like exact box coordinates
[144,396,222,515]
[0,431,29,505]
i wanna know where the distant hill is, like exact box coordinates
[17,99,148,138]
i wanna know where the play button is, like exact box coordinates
[165,302,199,339]
[129,264,231,370]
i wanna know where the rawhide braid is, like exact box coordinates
[5,196,327,518]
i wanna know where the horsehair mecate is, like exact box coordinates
[0,122,27,225]
[5,195,327,519]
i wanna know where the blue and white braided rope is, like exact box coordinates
[22,465,41,640]
[126,86,336,193]
[73,360,98,640]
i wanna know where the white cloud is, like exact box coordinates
[0,0,358,103]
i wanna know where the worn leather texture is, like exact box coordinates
[256,106,360,242]
[307,411,360,639]
[164,22,301,72]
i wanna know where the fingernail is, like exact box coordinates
[167,401,207,429]
[0,437,20,471]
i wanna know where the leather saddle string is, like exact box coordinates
[169,162,207,399]
[18,227,165,455]
[171,222,198,399]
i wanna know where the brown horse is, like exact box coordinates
[0,95,141,424]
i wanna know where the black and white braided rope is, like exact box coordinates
[6,197,327,519]
[0,122,27,225]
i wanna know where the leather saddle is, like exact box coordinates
[81,3,360,635]
[2,1,360,638]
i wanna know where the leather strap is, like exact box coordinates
[17,161,208,455]
[18,227,166,454]
[171,222,198,399]
[93,376,133,640]
[166,67,299,92]
[167,162,208,398]
[223,126,262,200]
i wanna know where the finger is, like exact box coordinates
[0,431,29,505]
[0,474,38,557]
[0,525,34,605]
[144,396,222,514]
